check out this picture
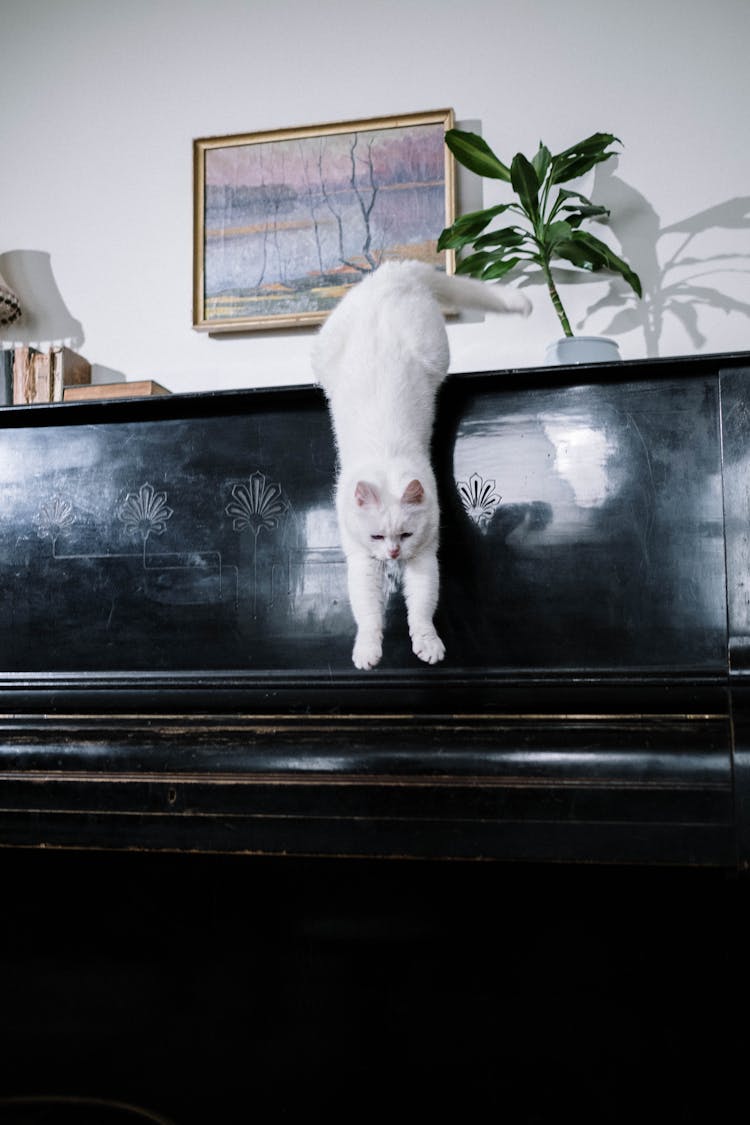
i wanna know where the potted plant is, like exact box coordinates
[437,130,642,363]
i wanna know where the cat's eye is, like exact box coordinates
[400,533,413,540]
[370,534,384,540]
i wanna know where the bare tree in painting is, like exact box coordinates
[253,147,270,290]
[348,133,380,271]
[268,182,298,285]
[315,132,387,275]
[299,141,325,277]
[317,140,347,269]
[264,148,298,286]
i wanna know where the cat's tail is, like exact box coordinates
[416,261,532,317]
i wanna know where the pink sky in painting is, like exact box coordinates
[204,121,446,192]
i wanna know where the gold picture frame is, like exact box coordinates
[193,108,456,333]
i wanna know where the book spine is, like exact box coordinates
[0,350,12,405]
[51,348,64,401]
[13,347,34,404]
[51,345,91,389]
[12,347,56,404]
[33,350,52,402]
[11,347,91,404]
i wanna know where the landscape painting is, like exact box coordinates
[193,109,455,331]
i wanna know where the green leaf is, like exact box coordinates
[553,237,598,265]
[550,151,616,185]
[437,230,471,252]
[510,153,540,222]
[573,231,642,295]
[532,143,552,184]
[561,204,609,220]
[550,188,609,228]
[553,231,642,296]
[549,132,621,186]
[554,132,621,160]
[481,257,521,281]
[553,237,603,270]
[544,220,575,249]
[473,225,528,250]
[455,250,498,277]
[445,129,511,181]
[437,204,514,251]
[555,188,596,208]
[560,205,610,230]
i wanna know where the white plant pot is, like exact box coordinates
[545,335,621,366]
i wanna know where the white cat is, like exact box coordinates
[311,259,530,670]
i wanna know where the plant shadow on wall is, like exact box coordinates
[582,165,750,355]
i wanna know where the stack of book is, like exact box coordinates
[0,347,170,405]
[4,345,91,405]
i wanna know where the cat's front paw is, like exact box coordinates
[352,631,383,670]
[412,629,445,665]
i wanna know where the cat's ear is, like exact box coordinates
[401,479,425,505]
[355,481,381,508]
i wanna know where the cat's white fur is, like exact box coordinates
[311,259,530,669]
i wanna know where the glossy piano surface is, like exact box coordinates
[0,357,734,678]
[441,372,726,672]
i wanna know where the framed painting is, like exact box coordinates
[193,108,456,332]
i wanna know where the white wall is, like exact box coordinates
[2,0,749,392]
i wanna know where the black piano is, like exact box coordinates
[1,351,748,1122]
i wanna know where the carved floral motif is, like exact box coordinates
[118,483,174,541]
[35,496,76,542]
[456,472,501,528]
[225,472,287,537]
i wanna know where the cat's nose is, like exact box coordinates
[388,546,400,559]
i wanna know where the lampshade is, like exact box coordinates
[0,249,83,350]
[0,270,21,326]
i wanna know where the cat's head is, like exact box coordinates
[346,477,436,561]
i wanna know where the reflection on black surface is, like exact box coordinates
[444,376,726,671]
[0,372,729,673]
